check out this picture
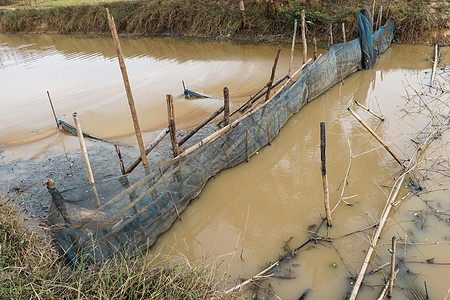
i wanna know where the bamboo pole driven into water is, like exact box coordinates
[73,112,100,207]
[223,87,230,126]
[301,10,307,64]
[239,0,247,29]
[106,8,148,169]
[166,94,180,157]
[46,91,59,128]
[430,44,439,85]
[114,145,126,175]
[320,122,332,227]
[265,46,281,102]
[342,22,346,43]
[313,37,317,61]
[267,123,271,145]
[388,236,397,298]
[288,19,298,76]
[348,107,405,168]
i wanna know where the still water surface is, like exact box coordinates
[0,34,448,299]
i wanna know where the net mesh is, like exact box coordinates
[47,18,394,263]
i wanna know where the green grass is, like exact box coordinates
[0,193,235,299]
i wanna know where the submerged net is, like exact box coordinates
[47,15,394,264]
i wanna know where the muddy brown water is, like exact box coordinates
[0,34,449,299]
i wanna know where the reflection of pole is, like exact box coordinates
[73,112,100,207]
[106,8,148,169]
[46,91,59,128]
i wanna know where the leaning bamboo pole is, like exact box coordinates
[288,19,298,76]
[348,124,445,300]
[430,44,439,85]
[320,122,332,227]
[106,8,148,169]
[265,46,281,102]
[301,10,307,64]
[46,91,59,128]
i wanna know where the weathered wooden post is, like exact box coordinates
[223,87,230,126]
[239,0,247,29]
[301,10,307,64]
[106,8,149,169]
[328,24,333,49]
[73,112,100,207]
[342,22,346,43]
[388,236,397,298]
[320,122,332,227]
[313,37,317,61]
[288,19,298,76]
[265,45,281,102]
[46,91,59,128]
[166,94,180,157]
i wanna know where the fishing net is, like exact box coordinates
[47,16,394,264]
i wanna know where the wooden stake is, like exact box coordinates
[313,37,317,61]
[73,112,100,207]
[223,87,230,126]
[245,127,249,162]
[354,100,384,121]
[265,45,281,102]
[320,122,332,227]
[348,107,405,168]
[106,8,148,169]
[301,10,307,64]
[158,164,181,221]
[267,123,271,145]
[289,19,298,76]
[239,0,247,29]
[114,145,126,175]
[388,236,397,298]
[46,91,59,128]
[126,127,169,174]
[342,22,346,43]
[166,94,180,158]
[372,0,376,25]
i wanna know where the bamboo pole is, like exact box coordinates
[267,123,271,145]
[387,236,397,298]
[125,127,169,174]
[179,105,225,147]
[288,19,298,76]
[329,24,333,49]
[239,0,247,29]
[313,37,317,61]
[354,100,384,121]
[236,73,289,114]
[348,107,405,168]
[73,112,100,207]
[265,45,281,102]
[245,127,249,162]
[114,145,126,175]
[376,6,383,32]
[223,87,230,126]
[372,0,376,25]
[342,22,346,43]
[320,122,332,227]
[301,10,307,64]
[430,44,439,85]
[166,94,180,157]
[106,8,148,169]
[46,91,59,128]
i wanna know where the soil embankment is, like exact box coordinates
[0,0,448,44]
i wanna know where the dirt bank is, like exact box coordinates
[0,0,448,44]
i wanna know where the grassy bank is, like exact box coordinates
[0,194,233,299]
[0,0,448,43]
